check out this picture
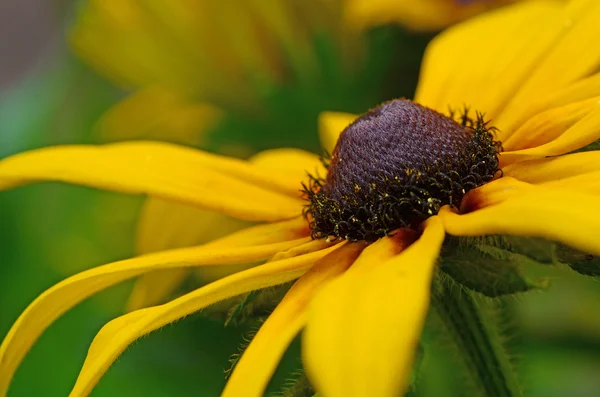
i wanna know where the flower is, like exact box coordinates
[345,0,518,31]
[69,0,361,148]
[2,0,600,396]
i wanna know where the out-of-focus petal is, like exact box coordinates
[0,142,305,221]
[345,0,515,32]
[222,243,364,397]
[96,86,222,146]
[0,234,313,396]
[439,188,600,255]
[69,243,343,396]
[318,111,357,155]
[303,217,445,397]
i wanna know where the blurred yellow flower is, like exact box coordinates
[346,0,518,31]
[2,0,600,396]
[70,0,356,146]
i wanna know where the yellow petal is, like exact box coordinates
[459,177,533,214]
[439,188,600,255]
[95,86,222,146]
[504,72,600,135]
[500,106,600,164]
[69,243,343,396]
[415,1,565,133]
[0,142,305,221]
[222,242,364,397]
[318,111,357,154]
[502,97,600,151]
[250,148,325,185]
[127,198,253,310]
[498,0,600,134]
[69,0,257,108]
[0,227,309,395]
[503,151,600,184]
[303,217,445,397]
[541,170,600,195]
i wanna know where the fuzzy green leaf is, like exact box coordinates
[431,279,523,397]
[441,238,547,297]
[556,245,600,277]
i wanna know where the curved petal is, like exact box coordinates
[541,170,600,195]
[95,85,222,145]
[0,227,310,395]
[318,111,357,155]
[127,198,252,310]
[497,0,600,134]
[500,106,600,164]
[303,217,445,397]
[69,243,343,396]
[0,142,305,221]
[415,1,565,134]
[502,97,600,151]
[439,188,600,255]
[222,242,364,397]
[459,177,533,214]
[503,151,600,184]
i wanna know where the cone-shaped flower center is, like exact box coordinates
[305,99,501,242]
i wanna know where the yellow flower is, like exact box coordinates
[2,0,600,396]
[345,0,518,31]
[70,0,357,146]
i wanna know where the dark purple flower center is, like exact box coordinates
[304,99,501,242]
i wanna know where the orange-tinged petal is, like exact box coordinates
[439,188,600,255]
[0,142,305,221]
[303,217,445,397]
[459,177,533,213]
[503,151,600,184]
[69,243,343,396]
[502,97,600,151]
[415,1,564,133]
[0,231,309,395]
[318,111,357,155]
[95,86,222,146]
[500,106,600,164]
[222,242,364,397]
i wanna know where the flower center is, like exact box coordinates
[304,99,501,242]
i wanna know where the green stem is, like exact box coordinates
[430,279,522,397]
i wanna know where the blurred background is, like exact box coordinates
[1,1,600,396]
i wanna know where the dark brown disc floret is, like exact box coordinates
[303,99,501,242]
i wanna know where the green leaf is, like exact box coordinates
[430,279,523,397]
[556,245,600,277]
[441,237,547,297]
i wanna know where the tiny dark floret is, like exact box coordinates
[303,99,501,242]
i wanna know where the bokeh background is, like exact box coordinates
[1,1,600,396]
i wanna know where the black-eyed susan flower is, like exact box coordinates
[2,0,600,396]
